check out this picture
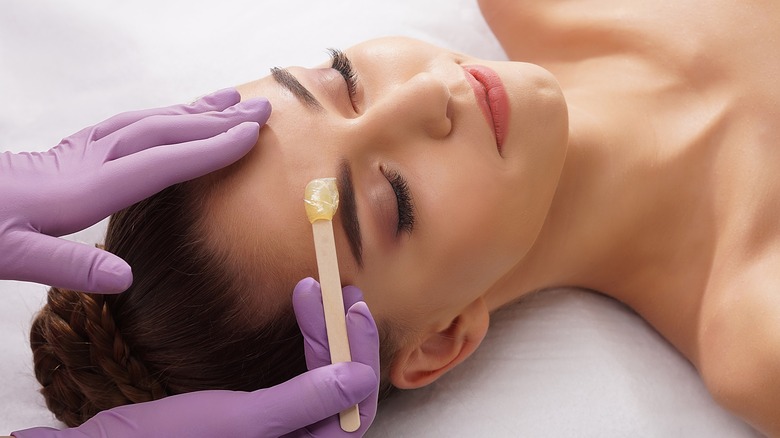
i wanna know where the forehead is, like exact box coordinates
[197,160,314,314]
[199,77,361,311]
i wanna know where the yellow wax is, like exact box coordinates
[304,178,339,222]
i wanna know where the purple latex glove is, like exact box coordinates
[12,279,380,438]
[290,278,381,437]
[0,88,269,293]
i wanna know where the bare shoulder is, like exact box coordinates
[477,0,780,68]
[476,0,575,60]
[696,248,780,435]
[477,0,707,64]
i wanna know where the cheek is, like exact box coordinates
[425,163,524,264]
[358,208,517,324]
[358,159,526,317]
[435,211,519,294]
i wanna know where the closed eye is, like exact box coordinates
[382,167,415,235]
[328,48,359,110]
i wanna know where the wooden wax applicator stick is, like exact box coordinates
[304,178,360,433]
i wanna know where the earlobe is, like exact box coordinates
[390,297,490,389]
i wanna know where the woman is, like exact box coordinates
[31,0,780,435]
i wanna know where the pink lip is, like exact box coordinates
[462,65,510,156]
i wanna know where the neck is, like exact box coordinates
[483,98,714,312]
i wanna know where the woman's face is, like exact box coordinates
[211,37,568,333]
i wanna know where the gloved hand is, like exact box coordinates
[12,279,380,438]
[290,277,381,437]
[0,88,269,293]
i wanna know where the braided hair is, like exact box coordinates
[31,290,167,426]
[29,180,307,427]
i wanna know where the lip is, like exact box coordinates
[462,65,510,156]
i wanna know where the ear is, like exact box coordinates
[390,297,490,389]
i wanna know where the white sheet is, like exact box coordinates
[0,1,759,435]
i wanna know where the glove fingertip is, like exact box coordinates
[347,301,376,332]
[196,87,241,110]
[223,121,260,153]
[254,98,272,123]
[342,285,364,308]
[93,255,133,293]
[292,277,322,309]
[336,362,378,400]
[230,120,261,134]
[292,278,327,343]
[293,277,320,296]
[346,301,380,373]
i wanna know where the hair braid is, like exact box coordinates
[30,286,166,427]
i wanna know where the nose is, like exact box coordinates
[358,72,453,143]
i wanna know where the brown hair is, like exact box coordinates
[29,178,315,427]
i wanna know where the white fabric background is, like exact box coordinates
[0,1,760,436]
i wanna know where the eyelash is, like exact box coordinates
[328,48,412,235]
[383,168,415,235]
[328,48,358,104]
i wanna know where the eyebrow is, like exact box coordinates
[270,67,323,110]
[336,160,363,269]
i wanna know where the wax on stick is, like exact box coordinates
[304,177,360,433]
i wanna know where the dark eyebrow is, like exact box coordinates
[336,160,363,269]
[270,67,323,110]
